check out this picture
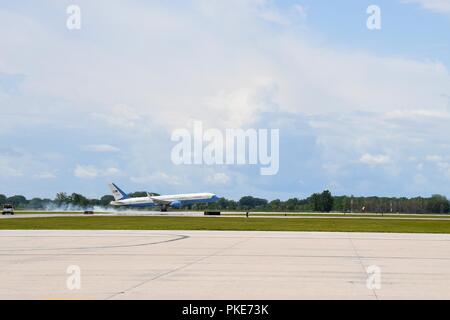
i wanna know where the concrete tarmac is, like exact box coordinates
[1,230,450,300]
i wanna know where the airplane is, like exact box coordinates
[108,183,219,211]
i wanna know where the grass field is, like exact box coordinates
[234,213,450,219]
[15,211,450,219]
[2,216,450,233]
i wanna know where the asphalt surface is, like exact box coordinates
[1,230,450,299]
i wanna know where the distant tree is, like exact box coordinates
[70,193,89,207]
[7,195,28,208]
[41,199,52,208]
[214,197,229,210]
[226,199,238,210]
[28,198,44,209]
[0,194,6,205]
[88,198,101,207]
[269,199,282,211]
[128,191,154,198]
[217,197,226,208]
[9,189,450,215]
[285,198,299,211]
[309,193,322,212]
[100,195,115,206]
[239,196,268,209]
[55,192,70,204]
[308,190,333,212]
[427,195,450,214]
[321,190,334,212]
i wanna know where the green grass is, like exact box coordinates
[15,211,450,219]
[2,216,450,233]
[231,213,450,219]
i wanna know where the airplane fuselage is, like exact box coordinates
[110,192,219,208]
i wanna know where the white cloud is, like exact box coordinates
[259,10,290,26]
[384,109,450,120]
[33,172,56,179]
[3,1,448,132]
[104,167,122,176]
[91,104,141,129]
[74,165,98,179]
[430,160,450,179]
[423,155,450,179]
[130,171,183,186]
[426,155,444,162]
[293,4,307,18]
[1,1,450,198]
[402,0,450,15]
[0,150,56,179]
[0,160,23,177]
[74,165,122,179]
[259,2,307,26]
[359,153,391,165]
[81,144,120,153]
[206,172,230,185]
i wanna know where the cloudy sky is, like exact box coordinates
[0,0,449,200]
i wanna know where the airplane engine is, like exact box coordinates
[170,200,182,209]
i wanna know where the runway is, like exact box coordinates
[1,230,450,299]
[3,211,450,221]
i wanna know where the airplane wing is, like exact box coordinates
[148,195,171,205]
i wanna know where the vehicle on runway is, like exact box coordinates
[108,183,219,212]
[2,204,14,215]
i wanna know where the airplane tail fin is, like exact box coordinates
[108,183,129,201]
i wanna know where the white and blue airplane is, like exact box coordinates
[108,183,219,211]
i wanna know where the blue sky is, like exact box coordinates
[0,0,450,200]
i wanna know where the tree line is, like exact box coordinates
[205,192,450,214]
[1,190,449,214]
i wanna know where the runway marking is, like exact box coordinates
[348,238,379,300]
[0,234,189,252]
[1,253,450,261]
[105,237,249,300]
